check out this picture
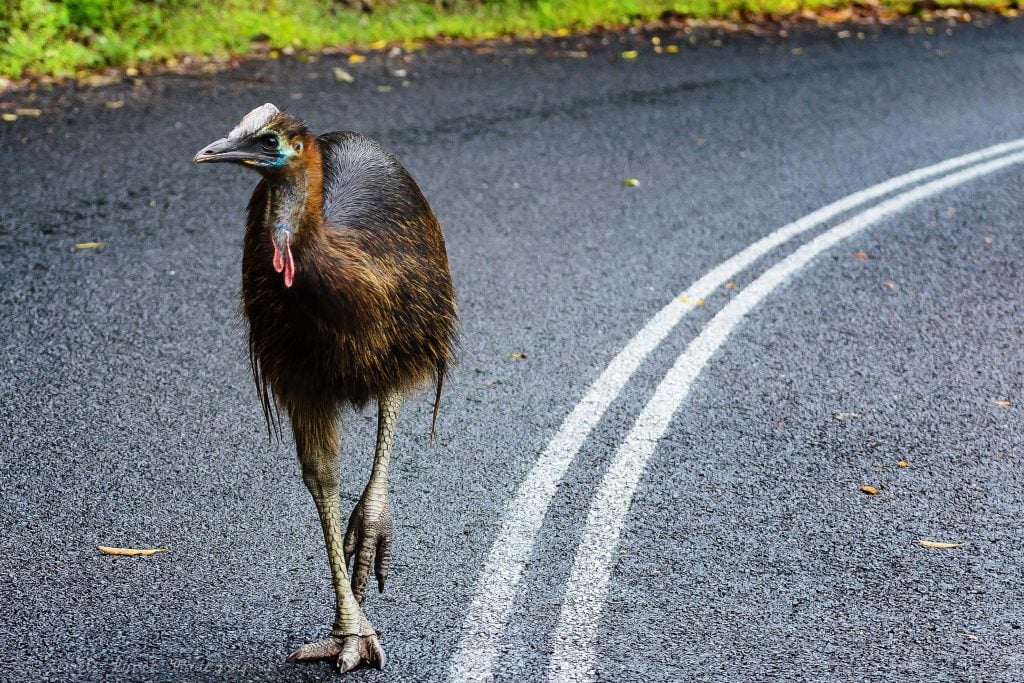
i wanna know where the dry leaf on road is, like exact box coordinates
[859,485,879,495]
[98,546,167,557]
[917,540,963,549]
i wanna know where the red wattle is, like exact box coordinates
[283,233,295,288]
[272,240,284,273]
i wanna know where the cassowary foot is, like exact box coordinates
[287,618,386,673]
[344,494,394,604]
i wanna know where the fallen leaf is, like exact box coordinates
[677,294,705,306]
[725,281,736,290]
[983,236,994,245]
[820,7,853,22]
[333,67,354,83]
[74,242,107,249]
[853,250,869,260]
[993,400,1011,408]
[98,546,167,556]
[368,39,387,49]
[621,177,640,187]
[885,281,896,289]
[554,27,571,36]
[510,352,527,360]
[621,50,638,59]
[917,539,963,549]
[897,459,909,468]
[15,108,41,117]
[859,485,879,495]
[105,100,125,109]
[650,36,661,45]
[564,51,588,58]
[666,45,680,53]
[348,53,366,64]
[1,113,16,122]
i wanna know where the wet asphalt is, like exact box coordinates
[1,15,1023,683]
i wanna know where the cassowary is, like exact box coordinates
[194,103,457,673]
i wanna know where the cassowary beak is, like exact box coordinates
[193,137,250,164]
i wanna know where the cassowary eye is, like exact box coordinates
[260,134,279,152]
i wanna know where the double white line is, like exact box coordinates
[449,139,1024,683]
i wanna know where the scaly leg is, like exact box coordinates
[345,391,402,603]
[287,405,386,672]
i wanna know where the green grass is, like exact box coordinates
[0,0,1013,80]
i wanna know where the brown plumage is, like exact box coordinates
[194,103,457,673]
[243,128,456,431]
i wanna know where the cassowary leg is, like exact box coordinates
[345,391,403,603]
[287,407,386,673]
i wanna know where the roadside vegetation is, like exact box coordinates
[0,0,1014,80]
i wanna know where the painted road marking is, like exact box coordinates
[447,137,1024,683]
[546,149,1024,683]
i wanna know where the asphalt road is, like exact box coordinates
[2,15,1024,683]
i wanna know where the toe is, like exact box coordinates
[288,635,344,662]
[364,634,387,669]
[336,636,363,673]
[334,631,387,672]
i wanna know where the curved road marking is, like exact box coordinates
[447,138,1024,683]
[546,149,1024,683]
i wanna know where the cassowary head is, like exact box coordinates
[193,103,310,175]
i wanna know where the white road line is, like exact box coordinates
[446,137,1024,683]
[546,149,1024,683]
